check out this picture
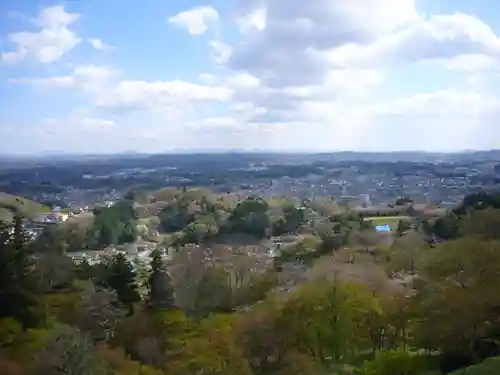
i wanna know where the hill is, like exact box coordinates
[0,192,49,222]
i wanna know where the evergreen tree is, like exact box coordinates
[0,211,43,328]
[148,248,175,310]
[106,253,140,314]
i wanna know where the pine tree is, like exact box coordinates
[0,211,43,328]
[148,248,175,310]
[106,253,140,314]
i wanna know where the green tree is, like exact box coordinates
[225,197,270,238]
[89,200,137,248]
[0,212,43,328]
[158,201,192,232]
[412,239,500,362]
[278,279,381,362]
[37,253,76,291]
[283,204,304,233]
[459,208,500,240]
[105,254,140,314]
[191,266,233,317]
[148,249,175,310]
[396,220,411,235]
[431,213,460,239]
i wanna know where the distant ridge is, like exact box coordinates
[2,149,500,163]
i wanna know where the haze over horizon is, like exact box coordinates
[1,0,500,154]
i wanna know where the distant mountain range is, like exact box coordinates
[2,149,500,164]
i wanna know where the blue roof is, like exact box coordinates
[375,224,391,232]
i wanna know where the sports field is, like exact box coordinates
[363,215,412,230]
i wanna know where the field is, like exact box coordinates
[363,215,412,230]
[0,192,49,222]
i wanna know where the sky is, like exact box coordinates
[1,0,500,154]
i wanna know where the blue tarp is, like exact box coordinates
[375,224,391,232]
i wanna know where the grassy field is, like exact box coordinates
[0,192,49,222]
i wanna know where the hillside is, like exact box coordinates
[0,192,49,222]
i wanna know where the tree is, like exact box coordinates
[349,229,380,252]
[183,217,218,244]
[232,270,279,307]
[459,208,500,240]
[277,279,381,362]
[148,249,175,310]
[89,200,137,248]
[171,314,252,375]
[317,231,343,254]
[225,197,271,238]
[190,266,233,317]
[273,351,322,375]
[432,214,459,239]
[74,283,127,342]
[386,231,426,286]
[113,311,166,366]
[396,197,413,206]
[454,192,500,216]
[31,226,69,254]
[0,212,43,328]
[234,300,289,374]
[283,204,305,233]
[158,202,192,232]
[396,220,411,235]
[411,239,500,362]
[34,325,109,375]
[105,254,140,314]
[36,253,76,291]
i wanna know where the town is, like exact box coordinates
[0,151,497,282]
[2,151,499,211]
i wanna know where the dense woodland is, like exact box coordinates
[2,189,500,374]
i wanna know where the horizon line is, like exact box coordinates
[1,149,499,158]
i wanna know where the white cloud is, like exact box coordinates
[327,13,500,68]
[421,54,500,72]
[209,41,232,64]
[43,116,116,133]
[14,64,231,115]
[204,0,500,151]
[168,6,219,35]
[93,79,232,111]
[236,7,266,34]
[88,38,113,51]
[10,1,500,152]
[11,65,119,91]
[1,5,81,64]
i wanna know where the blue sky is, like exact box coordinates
[1,0,500,154]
